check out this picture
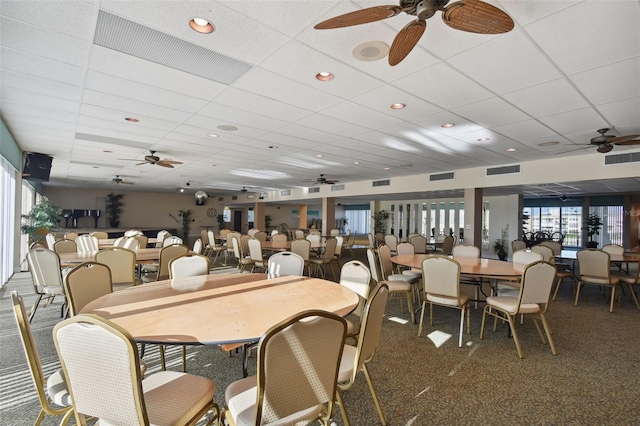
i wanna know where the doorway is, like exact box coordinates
[233,210,243,233]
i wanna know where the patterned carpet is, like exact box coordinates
[1,250,639,425]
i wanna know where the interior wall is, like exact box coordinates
[484,194,521,259]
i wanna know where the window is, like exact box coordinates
[223,208,231,222]
[1,156,17,285]
[344,206,370,235]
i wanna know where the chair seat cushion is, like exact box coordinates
[426,293,468,307]
[47,369,71,407]
[486,296,541,315]
[43,285,65,295]
[337,344,357,383]
[387,273,419,284]
[383,280,412,292]
[580,275,619,285]
[225,375,322,425]
[401,269,422,278]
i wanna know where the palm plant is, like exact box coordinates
[21,198,62,243]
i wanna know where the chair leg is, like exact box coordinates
[159,345,166,371]
[28,294,43,322]
[405,292,415,324]
[480,307,488,340]
[539,313,557,355]
[182,346,187,373]
[417,301,427,337]
[336,389,351,426]
[574,282,583,305]
[458,307,465,348]
[362,364,387,426]
[609,285,616,313]
[505,314,524,359]
[628,283,640,310]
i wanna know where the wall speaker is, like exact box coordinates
[23,153,53,183]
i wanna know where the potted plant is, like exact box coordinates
[373,210,389,234]
[216,213,226,232]
[493,239,507,261]
[21,197,62,243]
[105,193,125,228]
[583,213,603,248]
[264,215,272,230]
[179,209,194,243]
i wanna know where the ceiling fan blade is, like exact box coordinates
[611,134,640,145]
[597,144,614,153]
[442,0,514,34]
[314,5,402,29]
[158,160,183,165]
[156,162,174,168]
[389,19,426,66]
[135,162,147,166]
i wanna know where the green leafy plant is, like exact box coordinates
[264,215,272,229]
[493,239,507,258]
[105,193,125,228]
[179,209,193,242]
[21,198,62,243]
[217,213,226,231]
[372,210,389,234]
[583,213,603,242]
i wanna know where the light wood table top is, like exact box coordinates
[81,273,359,346]
[261,240,325,251]
[557,250,640,262]
[98,237,159,248]
[58,247,161,266]
[391,254,525,278]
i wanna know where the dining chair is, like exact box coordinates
[253,231,268,242]
[229,235,252,272]
[154,229,170,247]
[124,229,143,237]
[441,236,455,255]
[133,234,148,249]
[330,228,340,236]
[531,244,554,262]
[342,230,355,256]
[336,282,390,426]
[247,228,259,237]
[375,232,385,248]
[615,263,640,310]
[64,261,113,317]
[419,256,470,348]
[384,234,398,255]
[409,234,428,254]
[200,229,210,255]
[512,240,527,252]
[333,235,344,269]
[270,229,279,236]
[377,244,421,293]
[539,240,562,256]
[122,236,140,251]
[75,234,98,253]
[452,244,482,307]
[63,231,78,241]
[602,243,625,272]
[270,233,287,243]
[25,248,66,322]
[11,291,73,426]
[497,249,544,298]
[53,239,77,254]
[309,237,337,279]
[113,236,127,247]
[163,235,183,246]
[480,260,557,359]
[575,249,621,312]
[248,238,268,272]
[367,248,415,323]
[53,314,219,426]
[395,242,422,280]
[306,233,321,243]
[225,232,241,266]
[45,233,57,250]
[224,310,346,426]
[192,237,203,254]
[95,247,139,289]
[267,252,304,278]
[89,231,108,240]
[156,244,190,281]
[339,260,371,339]
[207,229,226,264]
[294,229,305,240]
[290,238,312,276]
[169,254,210,279]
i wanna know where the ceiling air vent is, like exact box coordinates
[430,172,454,181]
[372,179,390,187]
[486,165,520,176]
[231,196,238,201]
[604,151,640,165]
[331,184,345,191]
[280,190,291,196]
[218,197,223,202]
[308,187,320,193]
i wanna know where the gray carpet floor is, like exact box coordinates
[2,249,639,425]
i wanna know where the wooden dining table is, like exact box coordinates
[80,273,359,346]
[391,254,525,279]
[556,249,640,263]
[58,247,162,267]
[98,237,159,248]
[261,240,325,251]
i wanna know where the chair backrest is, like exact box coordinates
[290,239,311,262]
[334,236,344,257]
[200,229,209,246]
[531,245,554,262]
[254,310,346,425]
[220,229,232,239]
[122,237,140,251]
[367,233,376,249]
[309,229,321,236]
[441,236,455,255]
[248,238,265,263]
[226,232,241,250]
[95,248,136,286]
[322,237,337,261]
[539,240,562,255]
[163,236,183,246]
[384,234,398,251]
[512,240,527,252]
[421,256,462,301]
[113,236,127,247]
[577,249,611,279]
[240,234,251,256]
[435,234,446,243]
[271,233,288,243]
[155,230,170,247]
[375,232,384,247]
[409,235,428,254]
[207,230,216,247]
[452,244,480,258]
[268,252,304,278]
[192,238,203,254]
[45,233,57,250]
[133,235,148,249]
[11,291,69,417]
[376,244,395,279]
[26,248,64,293]
[341,283,389,387]
[306,233,321,243]
[339,260,371,300]
[124,229,143,237]
[231,235,243,260]
[157,244,189,280]
[512,250,543,268]
[602,244,624,255]
[366,248,383,284]
[76,234,98,253]
[53,239,77,254]
[247,228,259,237]
[518,261,557,312]
[90,231,108,240]
[64,231,78,241]
[396,242,415,256]
[53,314,147,424]
[254,231,268,242]
[330,228,340,236]
[294,229,305,240]
[169,254,210,279]
[64,262,112,316]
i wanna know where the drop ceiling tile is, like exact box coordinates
[74,125,159,145]
[320,101,402,130]
[524,1,640,75]
[1,101,78,123]
[502,78,589,118]
[497,0,582,27]
[0,47,85,86]
[1,70,82,102]
[213,87,311,122]
[492,119,557,141]
[79,104,177,133]
[183,115,266,139]
[82,90,192,122]
[393,62,493,110]
[451,97,530,128]
[197,103,287,132]
[350,85,442,121]
[77,115,169,138]
[597,98,640,126]
[1,86,80,113]
[409,111,484,136]
[570,57,640,105]
[273,123,344,144]
[538,107,607,135]
[170,124,248,144]
[333,138,387,154]
[2,110,77,132]
[293,114,369,138]
[256,132,321,150]
[448,29,560,94]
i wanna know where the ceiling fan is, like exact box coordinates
[308,174,340,185]
[314,0,514,65]
[112,175,133,185]
[119,150,183,168]
[589,128,640,153]
[240,187,248,193]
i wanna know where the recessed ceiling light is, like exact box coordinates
[217,124,238,131]
[179,188,185,193]
[441,123,455,128]
[124,117,139,122]
[103,150,113,153]
[189,17,214,34]
[506,148,517,152]
[315,154,324,158]
[353,161,360,165]
[92,166,100,169]
[383,167,390,170]
[477,137,490,142]
[207,133,218,138]
[353,40,390,62]
[390,103,406,109]
[268,145,278,149]
[316,72,334,81]
[538,141,560,147]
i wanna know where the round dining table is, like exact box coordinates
[58,247,162,267]
[391,254,525,279]
[80,273,359,346]
[261,240,325,251]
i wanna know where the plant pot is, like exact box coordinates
[497,251,507,261]
[109,220,120,228]
[586,241,598,249]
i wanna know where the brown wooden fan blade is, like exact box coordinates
[314,5,402,29]
[611,134,640,145]
[156,162,174,168]
[389,20,426,66]
[135,162,147,166]
[158,160,183,165]
[442,0,514,34]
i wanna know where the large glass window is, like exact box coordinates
[590,205,623,246]
[344,208,370,235]
[1,156,17,285]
